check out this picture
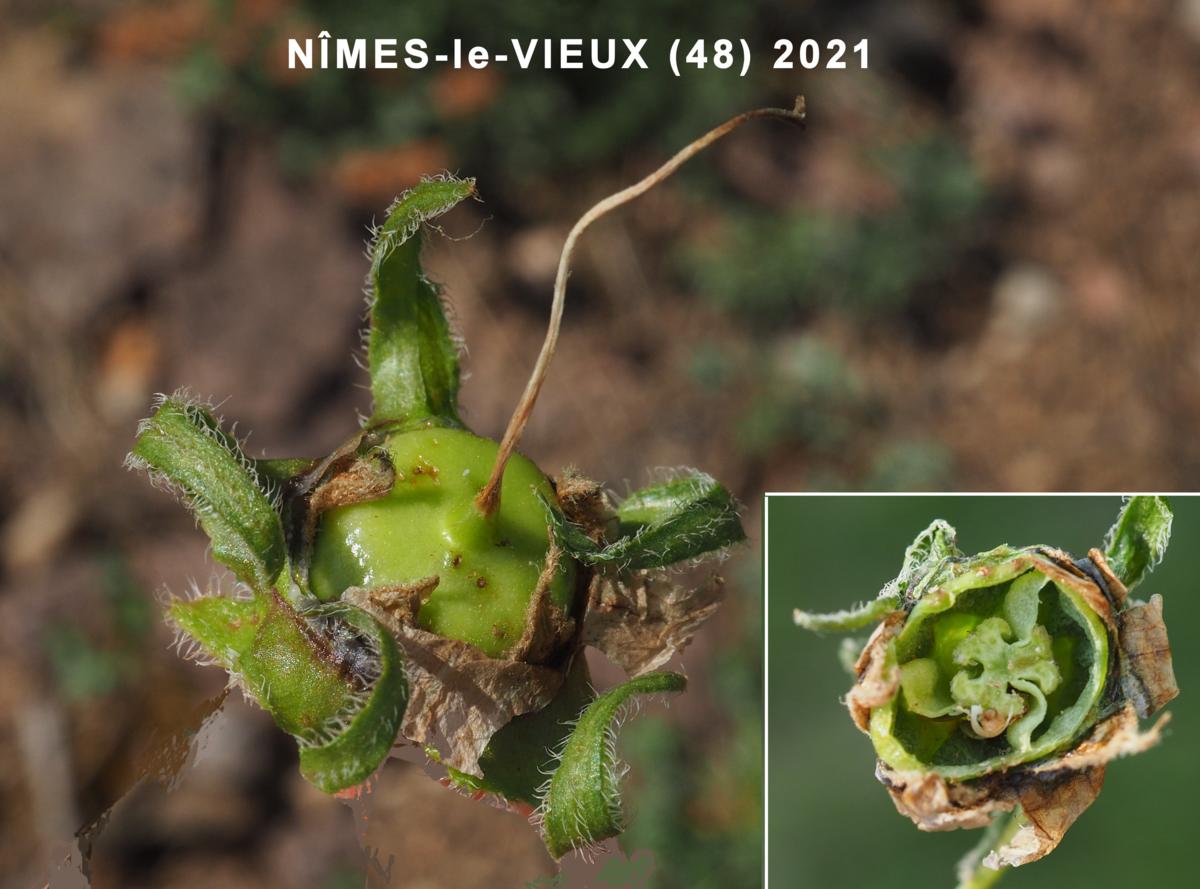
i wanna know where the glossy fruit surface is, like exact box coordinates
[310,426,575,657]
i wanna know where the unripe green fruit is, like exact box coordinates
[130,167,753,849]
[309,426,577,658]
[871,561,1109,778]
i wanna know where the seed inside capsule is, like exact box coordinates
[968,705,1017,739]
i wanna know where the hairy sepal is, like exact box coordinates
[538,671,686,859]
[793,519,961,631]
[1103,495,1172,592]
[544,471,745,571]
[298,605,409,793]
[128,394,286,592]
[169,591,407,793]
[437,657,594,807]
[367,176,475,424]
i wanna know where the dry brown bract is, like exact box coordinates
[880,705,1170,867]
[564,471,726,677]
[581,571,723,677]
[1118,594,1178,717]
[846,611,904,732]
[284,428,395,566]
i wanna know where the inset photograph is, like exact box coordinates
[766,495,1189,889]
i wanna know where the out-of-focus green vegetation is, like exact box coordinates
[768,496,1195,889]
[685,135,985,322]
[170,0,989,491]
[737,335,870,457]
[863,439,954,491]
[619,561,762,889]
[690,333,873,458]
[675,127,984,481]
[688,331,956,489]
[43,554,153,702]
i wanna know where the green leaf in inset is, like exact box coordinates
[128,396,286,591]
[367,176,476,424]
[793,519,958,632]
[897,519,960,597]
[1103,495,1173,592]
[793,595,899,633]
[538,671,686,858]
[544,471,745,571]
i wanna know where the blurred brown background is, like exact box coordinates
[1,0,1199,887]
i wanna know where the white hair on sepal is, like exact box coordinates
[531,681,675,857]
[128,388,280,522]
[164,607,218,669]
[360,177,475,385]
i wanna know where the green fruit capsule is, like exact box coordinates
[869,552,1109,779]
[793,498,1180,878]
[309,426,576,658]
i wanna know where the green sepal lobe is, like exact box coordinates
[437,658,594,806]
[170,592,408,793]
[169,591,348,737]
[298,605,409,793]
[539,671,686,858]
[544,471,746,571]
[367,176,476,425]
[793,519,960,633]
[129,396,286,592]
[1103,495,1172,592]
